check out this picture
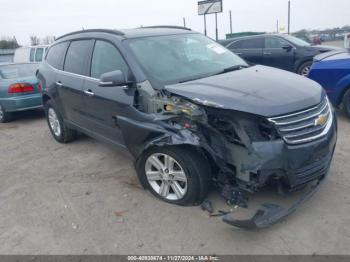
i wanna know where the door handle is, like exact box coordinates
[84,90,95,96]
[56,81,63,87]
[263,52,272,55]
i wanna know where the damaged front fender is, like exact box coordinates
[117,114,202,159]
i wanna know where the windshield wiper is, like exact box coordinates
[178,65,249,84]
[215,65,249,75]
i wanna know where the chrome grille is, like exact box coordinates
[268,97,333,145]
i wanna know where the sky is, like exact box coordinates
[0,0,349,45]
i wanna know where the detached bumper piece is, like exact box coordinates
[222,178,323,229]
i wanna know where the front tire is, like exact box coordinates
[297,61,312,76]
[136,147,211,206]
[44,100,77,143]
[0,104,12,123]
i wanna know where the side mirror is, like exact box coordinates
[99,70,130,87]
[282,45,293,52]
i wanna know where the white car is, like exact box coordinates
[13,45,49,63]
[344,33,350,48]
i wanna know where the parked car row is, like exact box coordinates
[219,34,338,76]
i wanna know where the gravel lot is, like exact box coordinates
[0,107,349,255]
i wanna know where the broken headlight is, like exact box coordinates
[245,118,279,142]
[259,119,279,141]
[163,96,204,118]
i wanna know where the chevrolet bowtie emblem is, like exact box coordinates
[315,114,327,127]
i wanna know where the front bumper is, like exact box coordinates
[0,94,43,112]
[224,111,337,191]
[217,112,337,229]
[222,176,325,229]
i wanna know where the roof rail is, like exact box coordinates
[139,25,191,31]
[56,29,125,41]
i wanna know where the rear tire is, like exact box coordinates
[342,89,350,119]
[0,104,12,123]
[136,146,212,206]
[297,61,312,76]
[44,100,77,143]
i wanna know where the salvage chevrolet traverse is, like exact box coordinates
[37,27,337,228]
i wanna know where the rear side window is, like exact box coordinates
[30,48,35,62]
[64,40,93,76]
[90,40,129,79]
[35,48,44,62]
[230,38,264,49]
[46,42,69,70]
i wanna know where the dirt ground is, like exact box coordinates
[0,107,349,255]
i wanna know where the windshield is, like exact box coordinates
[283,35,311,47]
[0,64,38,79]
[128,34,248,84]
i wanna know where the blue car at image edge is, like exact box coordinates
[309,49,350,118]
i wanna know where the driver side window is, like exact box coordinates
[265,37,289,49]
[90,40,129,79]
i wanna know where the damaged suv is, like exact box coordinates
[37,27,337,228]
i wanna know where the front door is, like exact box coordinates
[263,36,295,71]
[81,40,134,146]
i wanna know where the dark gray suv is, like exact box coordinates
[37,27,337,229]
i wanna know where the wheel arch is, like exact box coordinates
[295,59,313,74]
[334,74,350,106]
[42,93,52,106]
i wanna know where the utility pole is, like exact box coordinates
[277,20,279,33]
[288,0,291,34]
[229,10,233,34]
[183,17,186,27]
[204,15,207,36]
[215,13,218,41]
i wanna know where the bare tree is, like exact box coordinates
[41,35,55,45]
[30,36,40,46]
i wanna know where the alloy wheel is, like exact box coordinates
[301,65,311,77]
[48,108,61,137]
[0,105,4,121]
[145,153,188,200]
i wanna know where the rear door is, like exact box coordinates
[81,40,134,146]
[263,36,295,71]
[227,37,264,65]
[56,40,94,124]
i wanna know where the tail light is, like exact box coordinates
[8,83,34,94]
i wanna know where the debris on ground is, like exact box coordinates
[210,210,232,217]
[114,210,128,217]
[220,184,248,208]
[200,199,214,214]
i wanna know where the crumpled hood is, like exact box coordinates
[165,65,323,117]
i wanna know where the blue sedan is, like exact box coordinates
[0,63,42,123]
[309,50,350,117]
